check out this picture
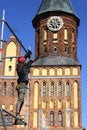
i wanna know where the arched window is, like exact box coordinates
[50,82,54,96]
[72,32,75,43]
[58,99,62,109]
[49,68,55,76]
[42,82,46,96]
[66,82,70,96]
[34,82,39,109]
[58,111,62,126]
[74,81,78,108]
[50,99,54,109]
[65,68,70,75]
[44,29,47,41]
[50,111,54,126]
[58,82,62,96]
[33,112,38,128]
[42,69,47,76]
[2,82,7,96]
[42,111,46,127]
[33,69,39,76]
[42,100,46,109]
[11,82,14,96]
[64,29,68,40]
[74,111,78,127]
[73,68,78,75]
[57,68,62,76]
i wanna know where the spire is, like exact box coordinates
[36,0,78,18]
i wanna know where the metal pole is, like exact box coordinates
[0,106,7,130]
[0,10,5,61]
[3,20,27,53]
[26,77,30,130]
[0,10,5,48]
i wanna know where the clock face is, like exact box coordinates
[47,16,64,32]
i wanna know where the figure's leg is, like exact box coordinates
[14,87,26,124]
[16,89,25,116]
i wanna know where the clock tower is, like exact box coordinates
[29,0,84,130]
[32,0,79,60]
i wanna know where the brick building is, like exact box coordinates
[0,0,84,130]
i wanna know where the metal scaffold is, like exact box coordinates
[0,10,31,130]
[0,10,5,61]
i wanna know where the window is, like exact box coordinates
[44,29,47,41]
[54,46,57,53]
[49,68,55,76]
[34,82,39,109]
[2,82,7,96]
[2,105,5,109]
[11,82,14,96]
[58,99,62,109]
[33,112,38,128]
[66,82,70,96]
[64,29,68,40]
[42,69,47,76]
[74,111,78,127]
[50,111,54,126]
[9,58,12,62]
[66,99,70,108]
[50,100,54,109]
[66,109,71,127]
[65,47,68,53]
[42,82,46,96]
[10,104,14,111]
[50,82,54,96]
[72,32,75,43]
[53,33,57,43]
[53,33,57,39]
[44,46,47,53]
[65,68,70,75]
[73,68,78,75]
[58,82,62,96]
[57,68,62,76]
[33,69,39,76]
[74,81,78,108]
[9,66,12,71]
[42,100,46,109]
[58,111,62,126]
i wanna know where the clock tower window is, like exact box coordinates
[64,29,68,40]
[64,28,68,45]
[43,29,47,41]
[44,46,47,53]
[54,46,57,53]
[53,32,58,43]
[65,46,68,53]
[72,32,75,43]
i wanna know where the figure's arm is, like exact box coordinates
[24,49,32,60]
[24,49,33,68]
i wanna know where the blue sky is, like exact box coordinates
[0,0,87,129]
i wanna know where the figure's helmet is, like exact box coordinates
[18,56,25,63]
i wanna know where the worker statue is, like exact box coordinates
[13,49,33,125]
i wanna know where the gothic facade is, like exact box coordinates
[0,0,84,130]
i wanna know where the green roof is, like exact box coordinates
[37,0,78,18]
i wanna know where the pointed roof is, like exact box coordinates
[37,0,78,18]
